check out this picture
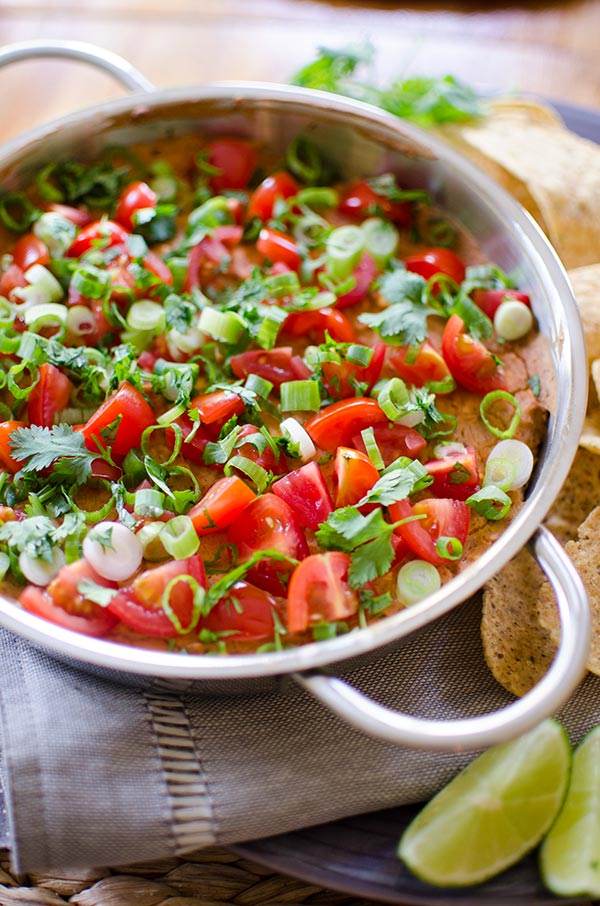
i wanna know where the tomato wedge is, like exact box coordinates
[66,220,130,258]
[389,497,470,566]
[190,389,246,426]
[472,288,531,319]
[247,171,300,221]
[405,247,466,285]
[333,447,380,508]
[305,397,389,451]
[283,307,357,344]
[0,420,27,473]
[115,181,158,231]
[351,422,426,466]
[230,347,311,387]
[339,180,412,226]
[227,494,308,595]
[206,139,257,192]
[424,445,481,501]
[321,342,385,399]
[28,363,73,428]
[12,233,50,271]
[287,552,359,634]
[389,340,454,390]
[187,475,257,535]
[257,228,301,271]
[108,555,207,638]
[271,462,333,530]
[202,581,279,640]
[81,382,155,457]
[335,253,378,309]
[441,314,507,394]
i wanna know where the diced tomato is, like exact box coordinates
[305,397,389,451]
[441,314,507,394]
[335,253,378,309]
[321,342,385,400]
[227,494,308,595]
[405,247,466,286]
[0,420,27,473]
[190,389,245,426]
[80,382,155,457]
[287,551,359,634]
[213,224,244,247]
[48,203,91,227]
[333,447,380,508]
[389,497,470,566]
[66,220,130,258]
[472,288,531,319]
[0,264,27,298]
[187,475,257,535]
[20,559,118,637]
[389,340,454,390]
[234,425,287,475]
[339,180,412,227]
[12,233,50,271]
[115,181,158,232]
[424,445,481,501]
[184,236,231,291]
[351,422,427,467]
[202,580,279,640]
[107,555,207,638]
[230,347,311,388]
[271,462,333,530]
[283,307,357,344]
[206,139,257,192]
[168,414,217,465]
[143,250,174,287]
[27,363,73,427]
[256,228,301,271]
[247,171,300,221]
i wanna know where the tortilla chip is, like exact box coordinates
[538,505,600,675]
[544,447,600,544]
[438,106,600,268]
[482,548,555,697]
[567,264,600,363]
[591,359,600,403]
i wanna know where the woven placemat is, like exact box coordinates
[0,848,376,905]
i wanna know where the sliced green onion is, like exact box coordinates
[70,265,109,300]
[296,187,339,210]
[33,211,77,257]
[245,373,273,399]
[494,299,534,341]
[480,390,521,439]
[166,327,204,357]
[361,216,399,269]
[7,361,38,400]
[198,306,246,344]
[285,135,327,184]
[360,426,385,471]
[346,344,373,367]
[264,271,300,298]
[484,439,534,491]
[280,417,316,461]
[280,379,321,412]
[66,305,98,339]
[162,574,204,633]
[467,485,512,521]
[325,225,365,281]
[136,522,169,562]
[376,377,412,422]
[0,297,15,328]
[150,173,178,203]
[396,560,441,606]
[23,303,68,334]
[435,536,463,560]
[0,193,39,232]
[17,265,64,304]
[127,299,166,334]
[159,515,200,559]
[188,196,233,229]
[156,402,187,427]
[255,307,288,351]
[224,455,271,493]
[134,488,165,518]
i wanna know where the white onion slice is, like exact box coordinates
[484,439,534,491]
[19,547,65,587]
[280,417,316,461]
[83,521,143,581]
[494,300,534,341]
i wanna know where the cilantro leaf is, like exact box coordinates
[348,533,396,587]
[77,578,118,607]
[450,289,493,341]
[316,507,391,552]
[9,425,96,484]
[359,458,432,506]
[359,269,433,345]
[204,549,298,612]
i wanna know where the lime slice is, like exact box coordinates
[398,719,570,887]
[540,725,600,896]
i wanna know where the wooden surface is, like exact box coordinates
[0,1,598,903]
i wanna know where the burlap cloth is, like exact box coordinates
[0,592,598,881]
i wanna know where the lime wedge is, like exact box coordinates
[540,725,600,896]
[398,719,570,887]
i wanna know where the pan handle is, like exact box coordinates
[0,40,154,93]
[293,526,590,752]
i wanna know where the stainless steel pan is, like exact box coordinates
[0,41,590,752]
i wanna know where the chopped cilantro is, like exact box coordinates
[9,425,97,484]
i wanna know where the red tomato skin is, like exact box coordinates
[206,139,257,192]
[333,447,380,508]
[184,236,230,291]
[81,382,155,457]
[283,308,357,344]
[472,288,531,319]
[339,181,412,226]
[188,476,257,535]
[305,397,389,451]
[66,220,130,258]
[108,555,206,638]
[287,551,359,634]
[423,446,481,501]
[230,347,311,388]
[0,420,27,473]
[201,581,279,640]
[167,415,217,466]
[257,228,301,271]
[247,171,300,221]
[351,422,427,466]
[227,494,308,595]
[405,247,466,285]
[190,389,246,426]
[143,251,174,287]
[0,264,27,298]
[12,233,50,271]
[389,497,470,566]
[271,462,333,530]
[234,425,287,475]
[27,363,73,428]
[388,341,454,389]
[115,181,158,231]
[321,342,385,400]
[335,253,378,309]
[441,314,507,394]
